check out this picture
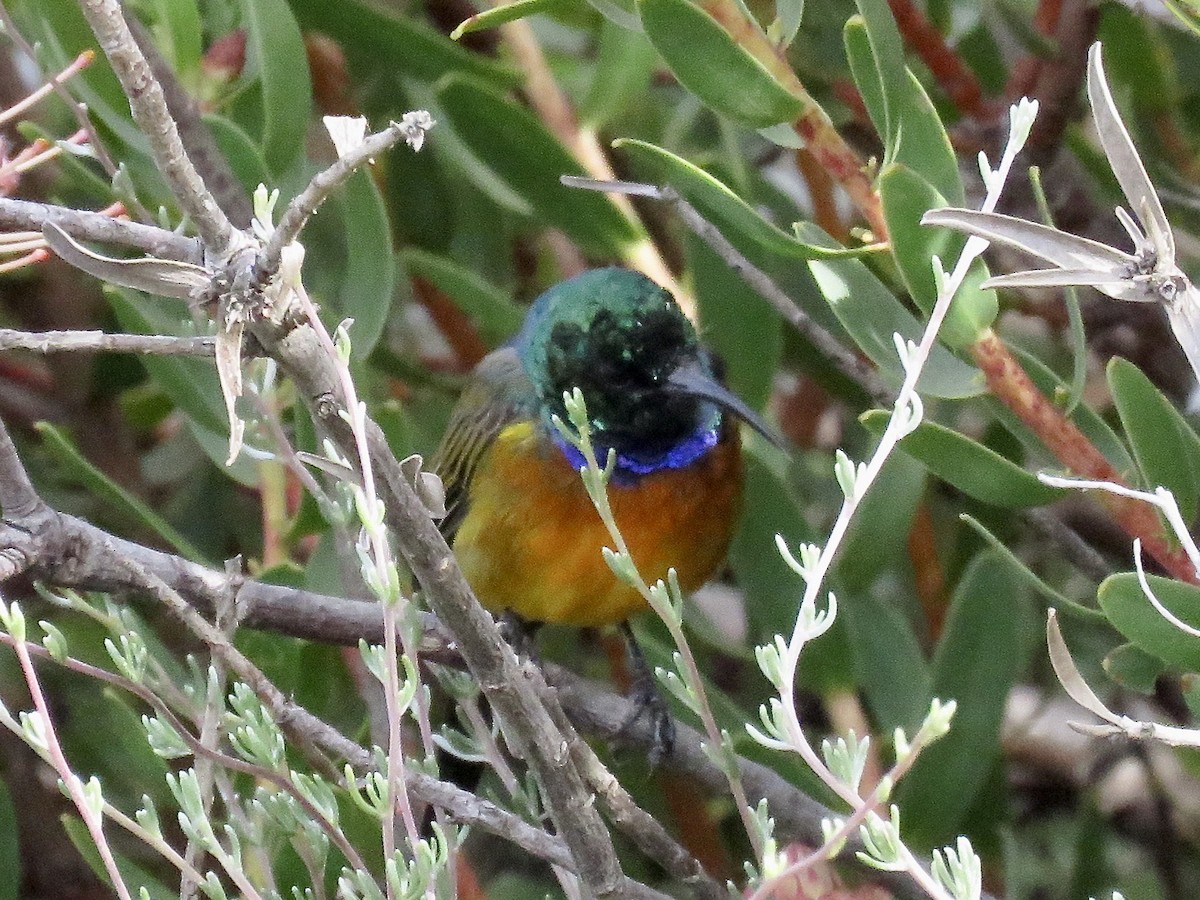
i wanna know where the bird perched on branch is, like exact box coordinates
[433,267,776,752]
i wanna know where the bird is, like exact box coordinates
[432,267,776,752]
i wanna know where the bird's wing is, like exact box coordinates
[433,346,535,540]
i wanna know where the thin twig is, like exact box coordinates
[0,3,133,207]
[257,114,432,280]
[0,329,213,355]
[5,624,135,900]
[0,196,199,261]
[127,19,253,228]
[75,0,237,255]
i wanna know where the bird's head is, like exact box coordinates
[517,267,775,474]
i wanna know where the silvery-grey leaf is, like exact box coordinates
[215,320,245,466]
[1087,43,1174,269]
[1047,610,1118,724]
[42,223,209,299]
[923,207,1133,272]
[982,267,1156,302]
[1165,285,1200,384]
[295,451,360,485]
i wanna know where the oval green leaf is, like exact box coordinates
[239,0,312,176]
[881,164,995,348]
[900,550,1032,845]
[637,0,804,128]
[338,170,395,358]
[617,139,873,261]
[291,0,518,86]
[400,248,525,345]
[1104,642,1165,693]
[1108,356,1200,523]
[860,409,1065,507]
[436,75,641,256]
[452,0,566,39]
[1099,572,1200,672]
[804,230,986,399]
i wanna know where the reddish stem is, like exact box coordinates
[972,330,1198,584]
[887,0,1001,122]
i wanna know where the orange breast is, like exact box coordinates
[452,421,744,626]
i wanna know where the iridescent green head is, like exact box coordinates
[517,268,771,474]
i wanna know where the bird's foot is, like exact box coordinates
[616,622,676,765]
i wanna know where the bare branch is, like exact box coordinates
[127,19,253,228]
[257,114,433,280]
[0,329,213,355]
[0,409,968,899]
[0,197,199,261]
[75,0,237,255]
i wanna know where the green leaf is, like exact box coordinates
[900,550,1032,845]
[689,235,781,409]
[637,0,804,127]
[203,113,271,197]
[880,164,994,348]
[843,590,931,734]
[338,170,396,358]
[451,0,567,39]
[149,0,202,83]
[960,514,1106,622]
[1099,573,1200,673]
[843,9,902,149]
[580,20,659,128]
[239,0,313,176]
[1104,642,1165,693]
[291,0,519,86]
[436,75,641,256]
[804,230,986,399]
[845,10,962,204]
[1108,356,1200,523]
[400,249,525,345]
[1097,8,1175,115]
[859,409,1065,507]
[843,19,886,152]
[108,292,226,436]
[35,423,207,563]
[616,139,874,261]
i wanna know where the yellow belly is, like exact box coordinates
[452,421,743,626]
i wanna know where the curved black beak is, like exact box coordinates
[666,360,786,449]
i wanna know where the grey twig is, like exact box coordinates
[0,3,131,206]
[542,685,726,900]
[669,194,892,406]
[0,197,200,262]
[257,114,433,280]
[0,416,980,900]
[75,0,237,256]
[128,19,253,228]
[0,329,214,355]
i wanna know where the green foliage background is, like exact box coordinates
[3,0,1200,897]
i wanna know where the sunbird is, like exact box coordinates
[433,267,776,750]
